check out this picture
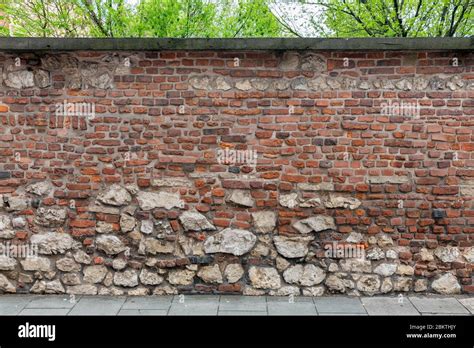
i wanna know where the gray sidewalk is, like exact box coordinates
[0,294,472,316]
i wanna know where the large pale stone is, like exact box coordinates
[179,211,216,232]
[462,247,474,263]
[0,215,14,239]
[248,266,281,289]
[26,181,52,196]
[393,277,412,292]
[251,211,276,233]
[431,273,461,294]
[273,235,313,258]
[21,257,52,272]
[212,76,232,90]
[0,274,15,293]
[139,269,163,285]
[279,52,300,70]
[73,250,91,264]
[226,190,255,208]
[96,221,115,234]
[56,258,81,272]
[5,70,34,89]
[235,80,252,91]
[143,238,175,254]
[140,220,154,235]
[434,246,460,263]
[96,235,126,255]
[419,248,434,261]
[114,269,138,287]
[33,208,67,227]
[189,76,210,90]
[197,264,223,284]
[97,184,132,206]
[224,264,244,283]
[34,69,50,88]
[204,228,256,256]
[83,265,107,283]
[340,259,372,273]
[137,191,184,210]
[168,269,195,285]
[325,275,345,293]
[31,279,65,294]
[5,196,28,211]
[120,214,136,233]
[300,53,326,71]
[324,195,361,210]
[0,255,17,270]
[283,264,325,286]
[373,263,397,276]
[279,193,298,209]
[356,275,381,295]
[30,232,78,254]
[293,216,336,233]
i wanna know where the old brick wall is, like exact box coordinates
[0,46,472,296]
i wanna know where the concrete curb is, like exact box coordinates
[0,37,472,51]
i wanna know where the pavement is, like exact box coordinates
[0,294,472,316]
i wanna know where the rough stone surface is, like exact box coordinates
[97,184,132,206]
[96,235,126,255]
[224,263,244,283]
[251,211,277,233]
[139,269,163,285]
[21,257,52,272]
[114,269,138,287]
[204,228,256,256]
[83,265,107,283]
[248,266,281,289]
[179,211,216,231]
[273,235,313,258]
[33,208,67,227]
[26,181,52,196]
[197,264,223,284]
[168,269,195,286]
[226,190,255,207]
[0,255,17,270]
[431,273,461,294]
[137,191,185,210]
[0,274,15,293]
[283,264,325,286]
[293,216,336,233]
[30,232,78,254]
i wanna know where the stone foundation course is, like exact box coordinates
[0,38,472,296]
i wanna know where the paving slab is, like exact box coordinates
[19,308,71,316]
[458,298,474,314]
[118,309,169,316]
[266,296,314,303]
[219,295,267,311]
[361,297,419,316]
[218,310,267,316]
[0,295,34,315]
[172,295,219,303]
[168,303,218,316]
[409,297,469,315]
[26,295,79,309]
[314,297,366,314]
[267,302,317,316]
[122,296,172,310]
[68,296,126,316]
